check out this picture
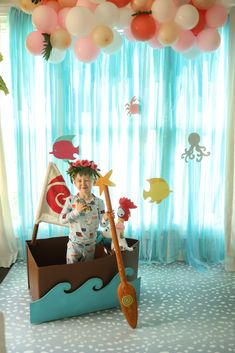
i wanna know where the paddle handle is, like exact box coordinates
[103,186,127,284]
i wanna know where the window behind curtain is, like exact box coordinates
[2,7,229,266]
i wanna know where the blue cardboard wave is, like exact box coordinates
[30,267,141,324]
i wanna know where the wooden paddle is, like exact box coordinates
[95,171,138,329]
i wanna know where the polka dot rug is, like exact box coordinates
[0,261,235,353]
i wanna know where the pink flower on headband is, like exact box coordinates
[73,160,81,167]
[72,159,92,167]
[80,160,91,167]
[91,162,98,170]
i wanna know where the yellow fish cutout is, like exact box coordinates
[143,178,172,204]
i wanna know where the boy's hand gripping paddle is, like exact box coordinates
[95,170,138,329]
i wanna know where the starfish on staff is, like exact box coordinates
[95,170,116,195]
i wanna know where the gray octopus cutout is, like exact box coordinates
[181,133,210,162]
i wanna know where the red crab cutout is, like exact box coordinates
[125,96,140,116]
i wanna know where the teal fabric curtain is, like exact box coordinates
[7,7,228,266]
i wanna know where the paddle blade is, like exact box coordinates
[118,281,138,329]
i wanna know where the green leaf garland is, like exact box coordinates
[42,34,52,61]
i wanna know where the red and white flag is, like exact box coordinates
[35,162,71,226]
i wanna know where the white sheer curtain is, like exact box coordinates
[0,121,18,267]
[224,8,235,272]
[0,2,18,267]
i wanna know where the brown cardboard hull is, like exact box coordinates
[26,236,139,301]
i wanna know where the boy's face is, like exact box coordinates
[73,173,94,194]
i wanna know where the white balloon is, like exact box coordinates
[174,0,190,4]
[151,0,176,23]
[175,4,199,30]
[216,0,235,8]
[94,2,120,27]
[90,0,106,3]
[65,7,94,37]
[183,44,201,59]
[116,7,133,29]
[102,30,123,54]
[48,48,66,63]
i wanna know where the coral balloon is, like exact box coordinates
[175,4,199,30]
[57,0,77,8]
[191,9,206,36]
[131,14,156,41]
[50,29,72,50]
[158,22,181,45]
[196,28,221,51]
[173,30,195,51]
[74,35,100,62]
[92,25,114,48]
[108,0,131,7]
[25,31,44,55]
[205,4,227,28]
[32,5,58,34]
[131,0,154,11]
[192,0,216,10]
[19,0,40,14]
[46,1,61,12]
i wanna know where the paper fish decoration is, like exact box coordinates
[49,135,79,161]
[143,178,172,204]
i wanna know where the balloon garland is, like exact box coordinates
[21,0,232,64]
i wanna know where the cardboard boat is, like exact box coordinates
[26,236,140,324]
[26,163,140,324]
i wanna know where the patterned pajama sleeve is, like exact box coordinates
[59,197,80,224]
[98,198,109,228]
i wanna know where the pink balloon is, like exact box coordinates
[25,31,44,55]
[32,5,58,34]
[173,30,195,52]
[205,4,227,28]
[148,36,163,49]
[58,7,70,29]
[76,0,97,12]
[74,35,100,62]
[196,28,221,52]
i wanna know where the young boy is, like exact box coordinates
[60,159,110,264]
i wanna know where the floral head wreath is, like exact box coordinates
[67,159,100,182]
